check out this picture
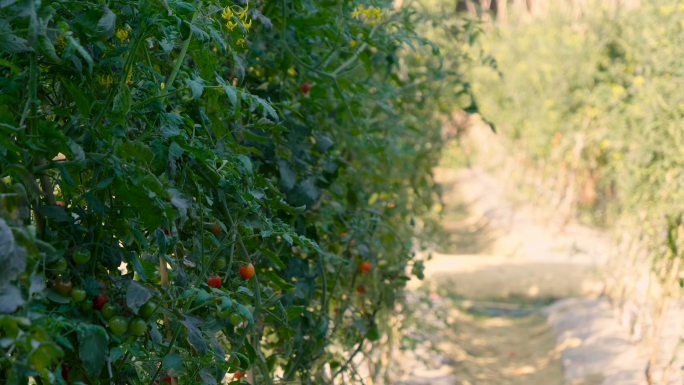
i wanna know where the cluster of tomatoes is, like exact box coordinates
[53,274,156,336]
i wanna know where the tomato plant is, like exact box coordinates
[0,0,483,380]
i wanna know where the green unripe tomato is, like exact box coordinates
[72,249,91,265]
[108,316,128,335]
[229,313,242,326]
[113,218,130,231]
[128,318,147,335]
[80,300,93,311]
[71,287,86,303]
[50,258,67,272]
[139,300,157,319]
[212,256,227,270]
[217,307,230,319]
[101,303,119,320]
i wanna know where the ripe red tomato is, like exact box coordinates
[209,222,222,235]
[349,240,355,247]
[207,275,221,288]
[61,364,69,381]
[162,374,172,383]
[161,225,170,236]
[53,278,73,295]
[356,286,366,294]
[56,201,65,207]
[239,263,255,279]
[358,261,372,273]
[234,370,245,379]
[301,82,311,95]
[93,293,109,310]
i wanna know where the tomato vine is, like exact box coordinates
[0,0,482,382]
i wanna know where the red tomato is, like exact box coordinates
[358,261,372,273]
[61,364,69,381]
[207,275,221,288]
[56,201,65,207]
[301,82,311,95]
[234,370,245,379]
[162,375,172,384]
[208,222,222,235]
[349,240,355,247]
[162,226,170,236]
[93,293,109,310]
[356,286,366,294]
[239,263,255,279]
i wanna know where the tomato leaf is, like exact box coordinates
[77,325,108,379]
[255,246,286,270]
[126,280,153,313]
[261,270,295,292]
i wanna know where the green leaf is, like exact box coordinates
[286,306,303,320]
[261,270,295,291]
[66,36,93,73]
[35,205,72,223]
[0,33,33,53]
[180,316,206,356]
[242,131,269,142]
[185,78,204,101]
[162,352,185,376]
[7,164,43,197]
[255,246,285,270]
[0,285,25,313]
[112,85,131,117]
[81,192,103,216]
[127,280,153,313]
[53,162,74,186]
[29,342,64,377]
[83,276,103,296]
[77,325,108,379]
[128,252,147,282]
[59,76,91,117]
[367,323,379,341]
[235,303,254,325]
[35,33,62,64]
[94,5,117,39]
[110,346,123,361]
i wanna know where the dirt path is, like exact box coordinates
[398,167,647,385]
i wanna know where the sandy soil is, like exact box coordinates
[397,167,648,385]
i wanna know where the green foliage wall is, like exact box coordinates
[0,0,480,382]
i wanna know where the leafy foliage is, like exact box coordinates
[0,0,479,382]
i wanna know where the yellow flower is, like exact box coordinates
[370,20,375,25]
[611,84,625,97]
[116,29,129,43]
[243,19,252,33]
[349,40,356,47]
[226,20,237,31]
[372,8,381,17]
[54,35,67,48]
[160,82,165,90]
[287,66,297,76]
[352,9,360,18]
[126,69,133,85]
[236,38,245,48]
[679,2,684,10]
[363,9,372,17]
[222,6,233,19]
[660,5,674,16]
[98,74,114,88]
[237,3,249,20]
[633,76,645,86]
[600,139,610,150]
[415,55,421,61]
